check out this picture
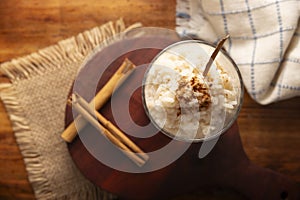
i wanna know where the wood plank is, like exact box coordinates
[238,93,300,183]
[0,0,299,199]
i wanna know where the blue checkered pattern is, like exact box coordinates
[176,0,300,104]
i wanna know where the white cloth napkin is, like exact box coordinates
[176,0,300,104]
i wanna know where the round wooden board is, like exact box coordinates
[65,37,300,200]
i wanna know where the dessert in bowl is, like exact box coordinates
[142,40,244,142]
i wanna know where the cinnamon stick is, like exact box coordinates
[61,58,136,142]
[203,35,229,77]
[70,94,146,166]
[74,93,149,162]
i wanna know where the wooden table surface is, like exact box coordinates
[0,0,299,199]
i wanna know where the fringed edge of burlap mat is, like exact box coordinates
[0,18,142,199]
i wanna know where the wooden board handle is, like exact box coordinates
[225,162,300,199]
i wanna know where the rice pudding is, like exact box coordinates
[143,40,243,141]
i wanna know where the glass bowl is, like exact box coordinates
[142,40,244,142]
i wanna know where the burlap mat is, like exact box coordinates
[0,19,141,200]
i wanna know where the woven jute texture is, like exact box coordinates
[0,19,141,200]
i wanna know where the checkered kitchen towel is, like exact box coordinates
[176,0,300,104]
